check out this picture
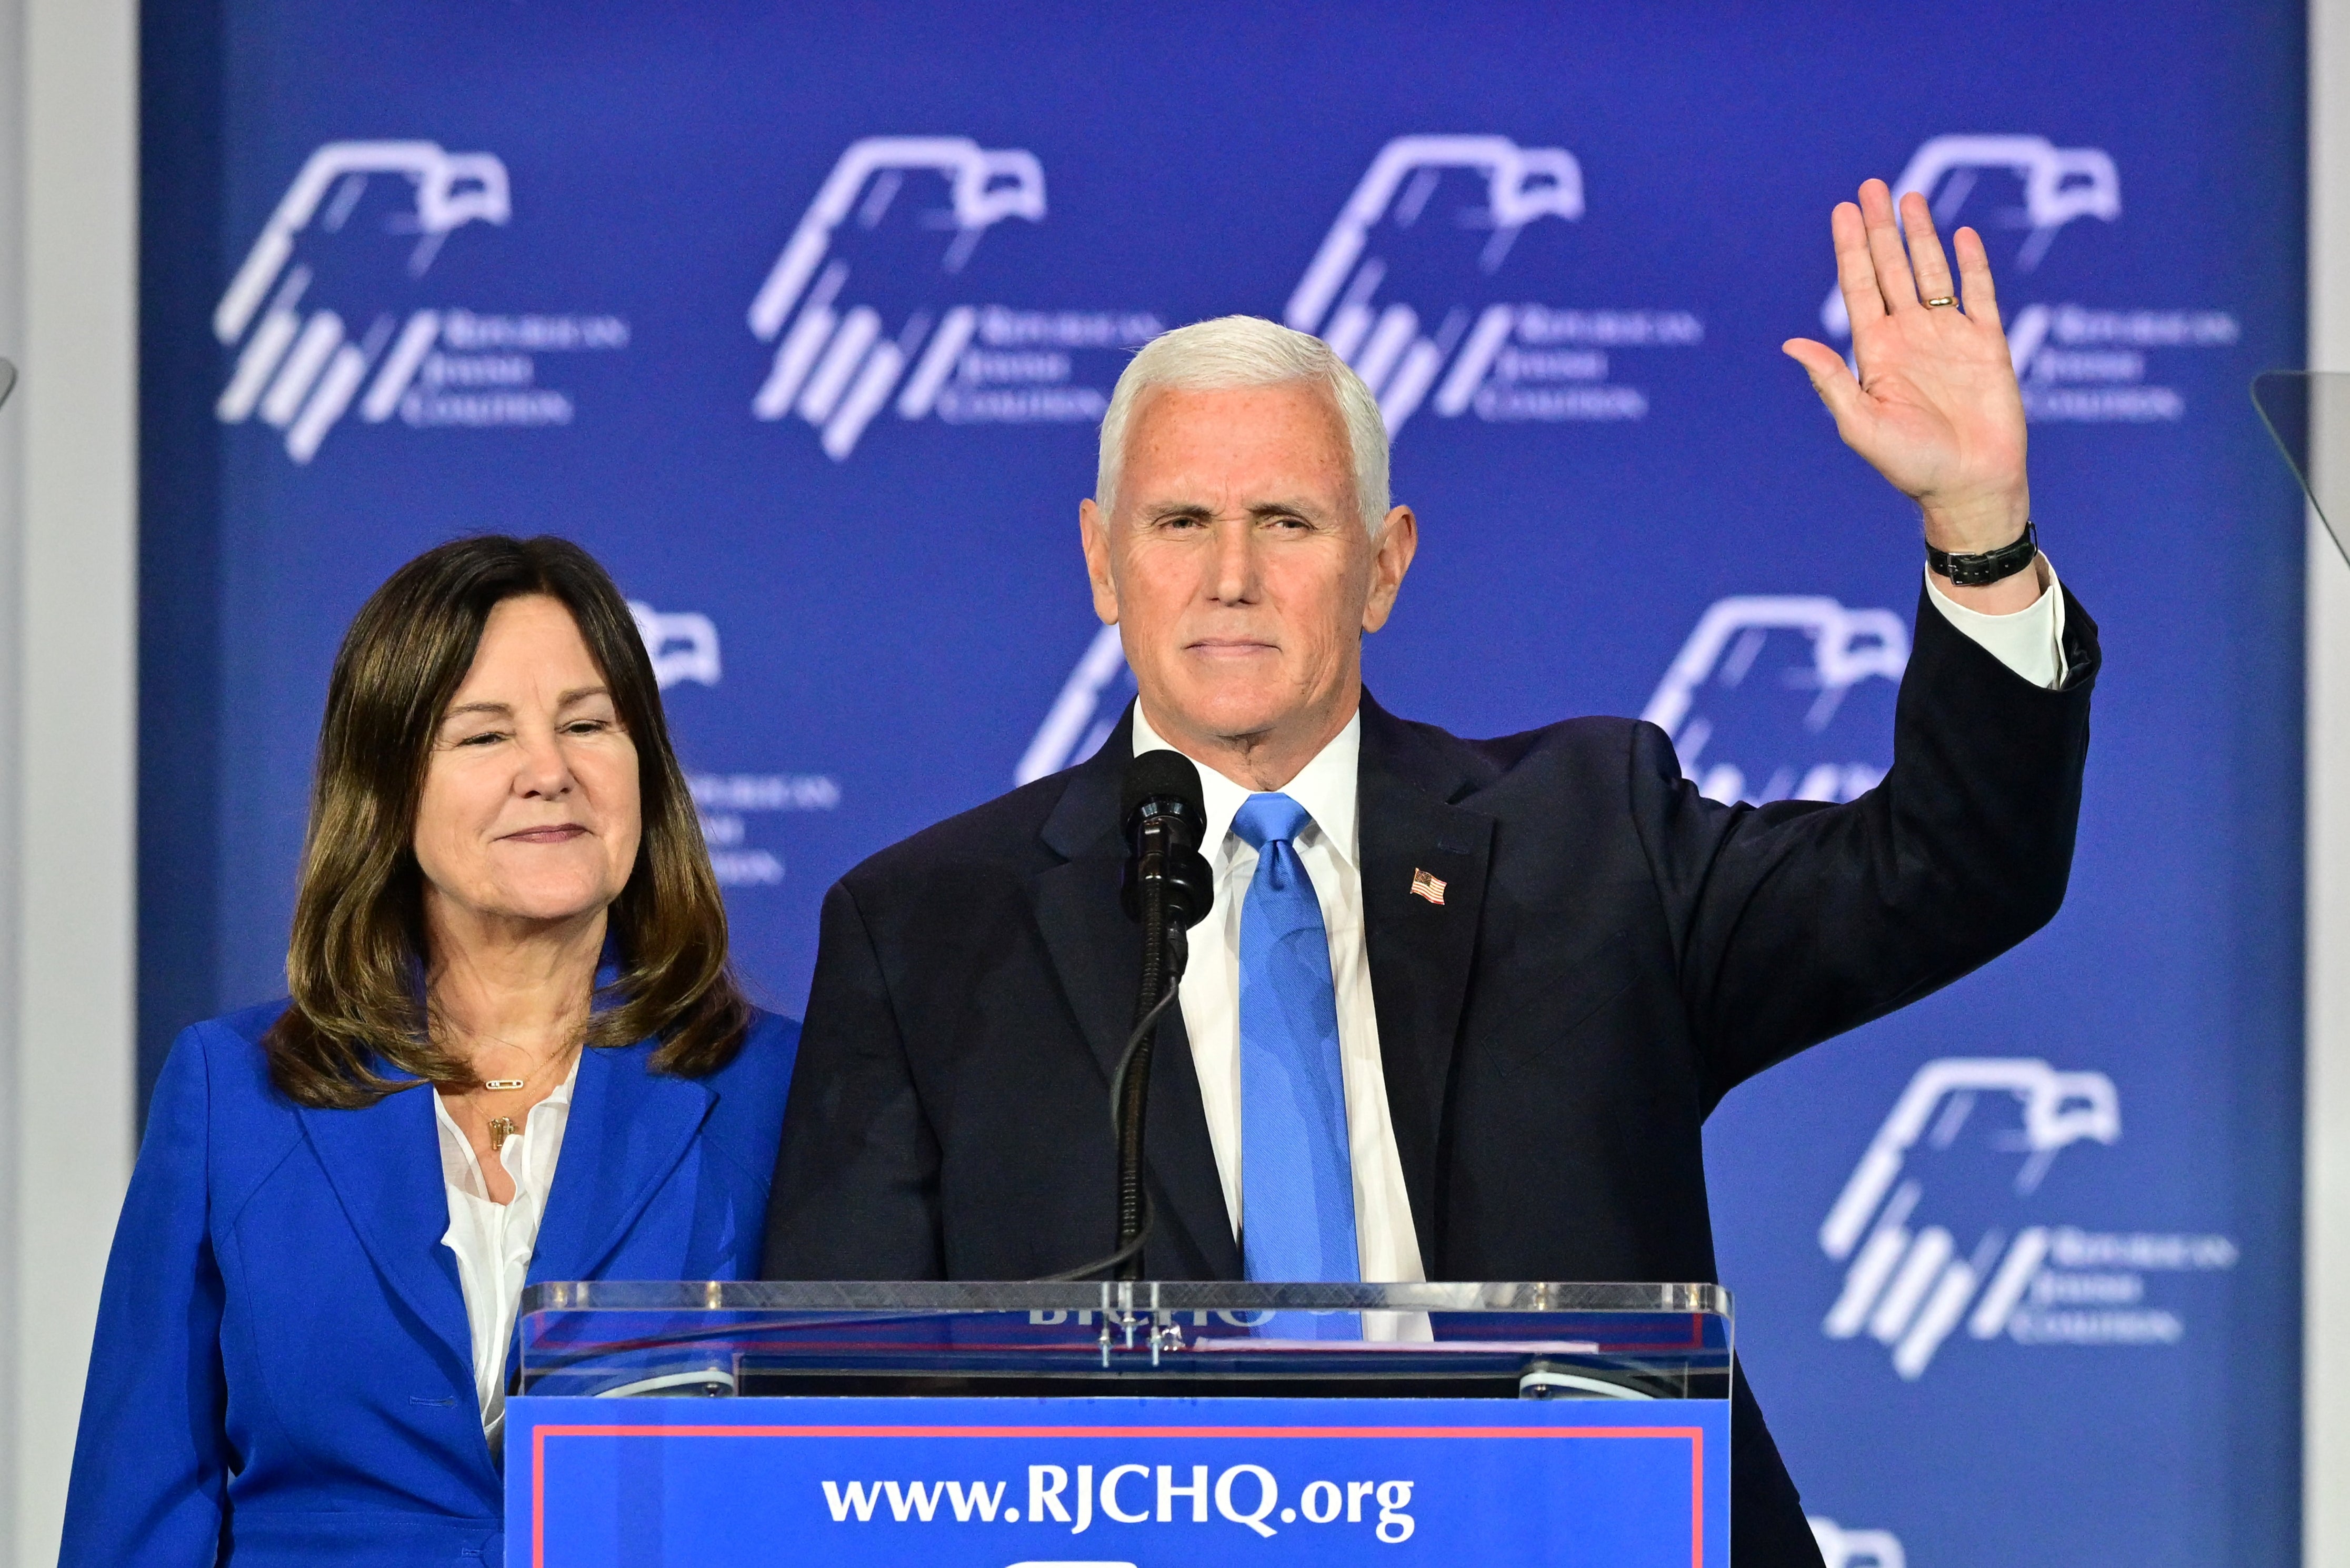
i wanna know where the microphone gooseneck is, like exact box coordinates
[1110,750,1212,1280]
[1041,750,1213,1284]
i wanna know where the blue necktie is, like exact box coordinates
[1232,793,1360,1340]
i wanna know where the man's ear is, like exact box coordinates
[1360,505,1418,633]
[1079,498,1120,625]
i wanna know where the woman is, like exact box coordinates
[61,536,797,1565]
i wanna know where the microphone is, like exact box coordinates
[1109,751,1213,1279]
[1121,750,1213,933]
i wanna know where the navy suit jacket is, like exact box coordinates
[767,585,2099,1566]
[62,1001,798,1567]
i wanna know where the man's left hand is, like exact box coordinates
[1784,178,2033,580]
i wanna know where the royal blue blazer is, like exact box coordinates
[61,1000,799,1567]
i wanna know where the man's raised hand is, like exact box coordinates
[1783,179,2034,598]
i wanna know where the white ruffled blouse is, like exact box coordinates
[431,1057,578,1441]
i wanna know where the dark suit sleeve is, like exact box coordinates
[59,1027,229,1567]
[1635,582,2097,1105]
[765,878,946,1277]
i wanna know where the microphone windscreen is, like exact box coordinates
[1122,748,1205,824]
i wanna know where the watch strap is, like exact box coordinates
[1926,520,2038,587]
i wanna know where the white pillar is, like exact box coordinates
[2313,4,2350,1563]
[4,0,139,1561]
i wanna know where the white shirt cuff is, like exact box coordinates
[1923,555,2069,690]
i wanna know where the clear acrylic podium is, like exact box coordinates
[507,1281,1732,1566]
[2256,369,2350,566]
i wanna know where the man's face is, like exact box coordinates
[1079,381,1415,766]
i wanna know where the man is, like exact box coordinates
[767,182,2095,1563]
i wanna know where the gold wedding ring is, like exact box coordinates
[1923,295,1956,308]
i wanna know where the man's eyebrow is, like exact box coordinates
[1137,499,1329,521]
[1247,498,1326,521]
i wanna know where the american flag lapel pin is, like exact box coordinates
[1411,867,1447,906]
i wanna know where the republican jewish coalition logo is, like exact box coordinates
[747,137,1161,460]
[1641,596,1908,805]
[1821,134,2237,423]
[1820,1058,2236,1379]
[214,141,628,463]
[1285,134,1704,435]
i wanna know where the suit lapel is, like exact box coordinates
[528,1042,715,1287]
[1034,714,1241,1279]
[1356,695,1494,1272]
[297,1081,473,1380]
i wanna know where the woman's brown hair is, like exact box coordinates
[261,534,750,1108]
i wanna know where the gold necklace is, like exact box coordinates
[466,1042,577,1153]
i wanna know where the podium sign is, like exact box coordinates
[507,1282,1731,1567]
[511,1395,1725,1566]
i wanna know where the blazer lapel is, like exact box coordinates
[527,1042,715,1287]
[297,1082,474,1380]
[1034,714,1241,1279]
[1356,694,1495,1272]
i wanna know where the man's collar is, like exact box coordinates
[1131,702,1362,866]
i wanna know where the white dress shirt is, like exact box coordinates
[1924,557,2069,688]
[433,1057,578,1440]
[1132,564,2068,1336]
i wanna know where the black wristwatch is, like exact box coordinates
[1926,520,2038,587]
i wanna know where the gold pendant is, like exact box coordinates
[483,1078,525,1091]
[488,1116,518,1152]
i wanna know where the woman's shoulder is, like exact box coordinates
[705,1006,800,1101]
[201,998,296,1044]
[155,1000,299,1115]
[176,998,294,1061]
[138,1002,312,1190]
[619,1006,796,1103]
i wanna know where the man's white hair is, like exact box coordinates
[1095,315,1391,533]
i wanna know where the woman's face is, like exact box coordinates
[413,594,642,934]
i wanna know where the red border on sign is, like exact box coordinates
[529,1420,1707,1568]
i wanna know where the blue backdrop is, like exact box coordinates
[137,4,2306,1562]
